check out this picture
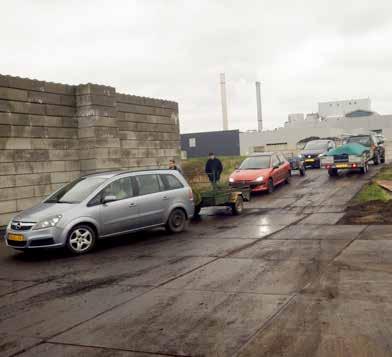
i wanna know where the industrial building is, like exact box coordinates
[181,98,392,158]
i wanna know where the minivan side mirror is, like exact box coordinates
[273,163,280,169]
[102,195,117,204]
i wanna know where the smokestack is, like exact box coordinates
[256,81,262,132]
[220,73,228,131]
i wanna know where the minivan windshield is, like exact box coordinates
[239,156,271,170]
[346,136,371,147]
[45,177,106,204]
[304,141,328,150]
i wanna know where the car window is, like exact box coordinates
[45,176,106,204]
[102,177,134,201]
[271,155,280,167]
[277,154,286,163]
[304,141,328,150]
[239,156,271,169]
[160,174,184,190]
[346,136,371,147]
[135,174,161,195]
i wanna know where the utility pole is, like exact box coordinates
[256,81,263,132]
[220,73,228,131]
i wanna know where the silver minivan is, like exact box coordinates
[5,169,194,254]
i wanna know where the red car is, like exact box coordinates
[229,153,291,193]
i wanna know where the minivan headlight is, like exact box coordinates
[33,215,62,230]
[229,177,235,183]
[255,176,264,182]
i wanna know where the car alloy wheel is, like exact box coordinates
[166,208,187,233]
[67,225,96,254]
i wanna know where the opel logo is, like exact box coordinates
[15,222,22,230]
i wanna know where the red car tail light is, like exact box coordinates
[188,188,194,201]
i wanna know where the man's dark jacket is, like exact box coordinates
[205,158,223,182]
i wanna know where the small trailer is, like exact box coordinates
[320,143,371,177]
[194,186,251,216]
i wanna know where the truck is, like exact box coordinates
[321,142,371,177]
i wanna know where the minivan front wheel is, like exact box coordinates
[66,225,96,255]
[166,208,187,233]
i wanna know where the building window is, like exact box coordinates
[189,138,196,147]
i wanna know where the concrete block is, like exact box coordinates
[0,87,28,101]
[0,212,15,226]
[49,150,79,161]
[78,127,96,139]
[77,106,116,118]
[160,140,179,149]
[14,149,49,162]
[95,158,122,169]
[16,185,35,199]
[31,138,48,150]
[0,75,9,87]
[15,173,51,187]
[28,91,61,105]
[16,197,41,211]
[0,175,16,188]
[95,137,121,148]
[0,150,14,162]
[47,127,77,139]
[51,183,64,191]
[64,160,81,171]
[45,104,75,117]
[95,127,119,139]
[15,162,33,174]
[7,76,45,92]
[78,116,118,128]
[0,163,16,174]
[121,140,160,149]
[80,159,96,171]
[34,184,53,197]
[31,126,48,138]
[0,99,46,115]
[76,94,115,107]
[76,83,115,96]
[62,117,78,128]
[29,115,62,127]
[0,124,11,137]
[47,138,78,150]
[0,187,15,201]
[31,161,66,173]
[118,121,137,131]
[60,95,75,106]
[0,200,16,214]
[44,82,75,95]
[0,113,30,126]
[79,138,96,150]
[50,171,80,184]
[9,125,32,138]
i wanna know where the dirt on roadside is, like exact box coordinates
[339,200,392,224]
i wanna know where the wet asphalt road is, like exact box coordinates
[1,167,392,356]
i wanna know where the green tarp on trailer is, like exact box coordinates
[326,143,369,156]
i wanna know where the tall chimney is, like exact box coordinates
[256,81,262,132]
[220,73,228,131]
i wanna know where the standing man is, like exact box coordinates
[205,152,223,184]
[169,159,182,173]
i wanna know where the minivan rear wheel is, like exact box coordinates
[66,225,96,255]
[166,208,187,233]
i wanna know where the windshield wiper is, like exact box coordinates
[57,200,77,204]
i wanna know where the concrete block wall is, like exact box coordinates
[0,74,179,225]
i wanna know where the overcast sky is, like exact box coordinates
[2,0,392,133]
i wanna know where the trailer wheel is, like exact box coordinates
[231,196,244,215]
[194,205,201,216]
[328,168,338,177]
[300,167,306,176]
[360,163,368,174]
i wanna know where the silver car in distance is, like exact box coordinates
[5,170,194,255]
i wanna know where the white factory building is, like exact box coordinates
[240,98,392,155]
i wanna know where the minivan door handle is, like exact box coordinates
[162,196,169,200]
[129,202,137,207]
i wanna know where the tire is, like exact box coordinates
[231,196,244,215]
[374,154,380,165]
[66,224,96,255]
[194,205,201,216]
[267,179,274,193]
[166,208,187,233]
[328,168,338,177]
[360,163,369,174]
[300,167,306,176]
[285,174,290,184]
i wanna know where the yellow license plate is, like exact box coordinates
[8,234,25,241]
[336,164,348,168]
[305,159,315,163]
